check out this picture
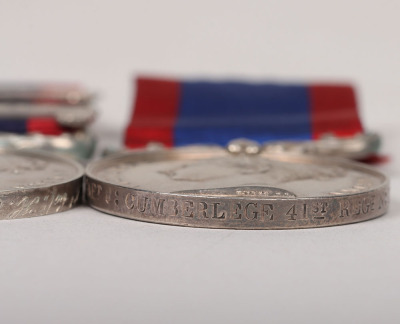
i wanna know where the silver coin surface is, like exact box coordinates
[86,146,389,229]
[0,150,83,220]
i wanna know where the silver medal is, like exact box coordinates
[0,150,84,220]
[86,144,389,229]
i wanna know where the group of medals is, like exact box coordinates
[0,81,389,229]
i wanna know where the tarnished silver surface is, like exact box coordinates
[0,150,83,220]
[0,132,96,160]
[86,145,389,229]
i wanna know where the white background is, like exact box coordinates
[0,1,399,323]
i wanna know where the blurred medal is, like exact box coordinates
[0,132,96,160]
[0,83,96,160]
[0,83,93,105]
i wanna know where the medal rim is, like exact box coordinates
[0,150,84,220]
[85,146,389,229]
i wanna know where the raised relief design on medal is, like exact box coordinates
[158,157,271,182]
[0,156,47,173]
[174,186,296,198]
[157,156,346,185]
[0,155,76,190]
[328,176,377,196]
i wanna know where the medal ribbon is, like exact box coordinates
[126,77,363,148]
[0,118,67,135]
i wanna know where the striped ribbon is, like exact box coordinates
[0,118,66,135]
[125,77,363,148]
[0,78,363,141]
